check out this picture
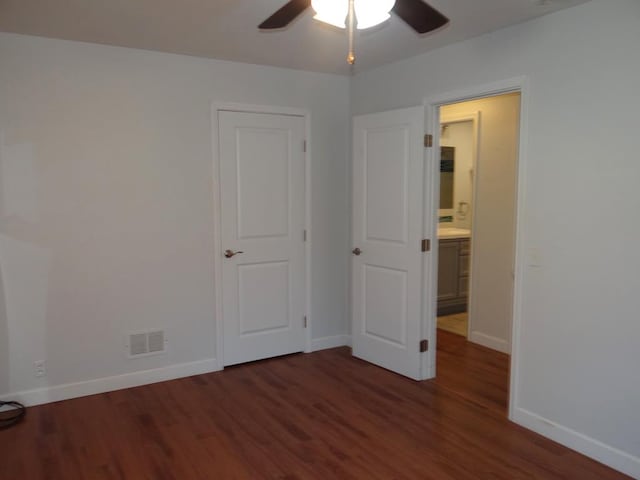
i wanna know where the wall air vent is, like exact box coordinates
[129,333,148,356]
[126,330,167,358]
[147,330,165,353]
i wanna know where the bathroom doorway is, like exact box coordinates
[436,116,475,337]
[433,91,521,414]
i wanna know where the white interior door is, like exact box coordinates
[352,106,427,380]
[218,110,306,367]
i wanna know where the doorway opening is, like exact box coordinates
[432,91,521,415]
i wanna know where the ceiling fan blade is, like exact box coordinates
[392,0,449,34]
[259,0,312,30]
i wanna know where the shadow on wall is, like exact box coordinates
[0,137,7,395]
[0,133,52,399]
[0,261,8,395]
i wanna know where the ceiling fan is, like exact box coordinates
[259,0,449,65]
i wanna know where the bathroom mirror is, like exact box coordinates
[440,146,455,209]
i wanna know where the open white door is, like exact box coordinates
[218,110,306,367]
[352,106,428,381]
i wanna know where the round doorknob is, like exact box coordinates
[224,249,244,258]
[352,247,362,256]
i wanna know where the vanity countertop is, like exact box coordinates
[437,227,471,239]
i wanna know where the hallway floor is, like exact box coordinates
[437,312,468,337]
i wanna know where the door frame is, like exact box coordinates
[423,76,529,420]
[211,103,312,370]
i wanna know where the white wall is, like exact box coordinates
[0,262,7,391]
[439,119,473,229]
[353,1,640,477]
[0,33,350,399]
[442,95,520,354]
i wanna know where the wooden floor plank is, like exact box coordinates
[0,332,630,479]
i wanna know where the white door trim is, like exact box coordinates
[423,76,530,420]
[211,102,312,370]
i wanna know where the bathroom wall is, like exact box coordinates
[439,119,474,230]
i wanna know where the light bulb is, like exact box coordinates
[355,0,396,29]
[311,0,348,28]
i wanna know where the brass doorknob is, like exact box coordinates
[224,249,244,258]
[352,247,362,256]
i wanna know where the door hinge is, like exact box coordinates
[304,316,308,328]
[303,140,307,153]
[420,339,429,352]
[424,134,433,148]
[421,239,431,252]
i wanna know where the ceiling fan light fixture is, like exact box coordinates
[311,0,348,28]
[355,0,396,29]
[311,0,396,29]
[259,0,449,65]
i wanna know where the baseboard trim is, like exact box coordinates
[311,334,351,352]
[469,331,511,354]
[0,358,220,407]
[513,407,640,479]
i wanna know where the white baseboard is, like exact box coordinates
[469,331,511,354]
[513,407,640,479]
[0,358,220,407]
[311,334,351,351]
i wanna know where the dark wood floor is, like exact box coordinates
[434,329,510,415]
[0,331,629,479]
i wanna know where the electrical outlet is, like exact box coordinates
[34,360,46,378]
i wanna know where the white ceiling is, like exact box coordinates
[0,0,589,75]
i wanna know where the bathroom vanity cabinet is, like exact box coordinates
[437,238,470,315]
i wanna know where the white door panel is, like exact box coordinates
[237,261,290,334]
[365,126,409,245]
[235,127,290,239]
[219,111,305,366]
[363,264,408,346]
[352,106,427,380]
